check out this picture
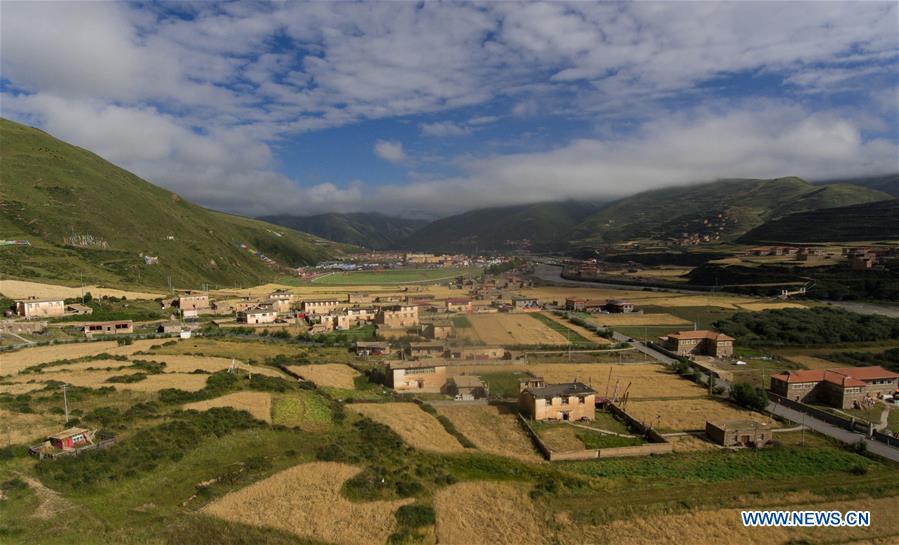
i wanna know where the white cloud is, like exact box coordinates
[373,140,407,164]
[0,2,895,216]
[420,121,471,137]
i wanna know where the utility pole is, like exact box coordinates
[62,384,69,425]
[80,272,84,305]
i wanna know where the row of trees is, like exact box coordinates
[715,307,899,346]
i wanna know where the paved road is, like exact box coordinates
[767,401,899,463]
[611,332,677,365]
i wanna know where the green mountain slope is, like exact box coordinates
[259,212,427,250]
[0,119,350,289]
[813,174,899,198]
[399,201,602,252]
[571,177,891,245]
[737,199,899,243]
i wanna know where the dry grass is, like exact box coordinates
[626,268,693,279]
[0,382,48,395]
[104,339,172,356]
[47,359,134,373]
[529,363,706,400]
[435,404,541,461]
[3,369,142,388]
[538,425,584,451]
[349,403,465,453]
[203,462,411,545]
[538,312,612,344]
[435,481,543,545]
[184,392,272,422]
[467,313,567,345]
[736,302,808,311]
[145,338,307,361]
[2,342,119,375]
[558,495,899,545]
[589,313,691,326]
[115,373,209,392]
[0,279,163,300]
[287,363,359,389]
[624,398,775,431]
[784,355,838,370]
[668,434,718,453]
[0,409,63,446]
[142,355,283,377]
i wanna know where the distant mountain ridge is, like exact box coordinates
[0,119,350,289]
[813,174,899,198]
[259,212,427,250]
[397,200,604,252]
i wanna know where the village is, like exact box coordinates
[2,255,899,544]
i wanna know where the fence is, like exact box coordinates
[516,407,672,462]
[767,392,871,434]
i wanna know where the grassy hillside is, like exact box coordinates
[813,174,899,198]
[399,201,602,252]
[738,199,899,243]
[0,119,350,289]
[571,177,890,245]
[259,212,427,250]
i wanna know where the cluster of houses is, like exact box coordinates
[564,297,635,314]
[845,247,899,271]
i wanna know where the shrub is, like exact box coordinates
[729,383,769,412]
[395,504,435,528]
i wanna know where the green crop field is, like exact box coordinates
[307,267,478,285]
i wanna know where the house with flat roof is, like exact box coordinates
[237,305,278,325]
[408,341,447,359]
[450,346,507,360]
[83,320,133,337]
[385,359,447,393]
[659,330,734,358]
[443,375,488,400]
[770,366,899,409]
[178,294,210,312]
[376,305,419,328]
[518,378,596,421]
[445,297,472,313]
[302,299,340,315]
[354,341,390,357]
[511,296,540,311]
[705,420,773,447]
[421,322,454,340]
[15,298,65,319]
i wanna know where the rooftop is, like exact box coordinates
[525,381,596,399]
[708,419,772,431]
[48,427,90,440]
[664,330,734,341]
[387,359,447,370]
[771,366,899,387]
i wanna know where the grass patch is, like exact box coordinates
[529,313,593,347]
[272,391,332,431]
[573,429,643,449]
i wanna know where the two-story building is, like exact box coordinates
[769,366,899,409]
[408,341,447,359]
[385,359,447,393]
[421,322,454,340]
[376,305,420,328]
[302,299,340,315]
[237,305,278,325]
[659,330,734,358]
[445,297,472,313]
[518,378,596,421]
[178,294,210,312]
[335,308,376,330]
[15,298,65,319]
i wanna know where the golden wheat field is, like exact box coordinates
[140,355,284,377]
[435,404,541,461]
[623,398,775,431]
[0,409,64,445]
[435,481,543,545]
[538,312,613,344]
[1,342,120,375]
[464,313,567,345]
[47,359,135,372]
[529,363,706,400]
[288,363,359,389]
[3,369,142,388]
[589,313,691,326]
[105,339,175,356]
[349,403,465,453]
[202,462,412,545]
[557,495,899,545]
[115,373,209,392]
[145,338,306,361]
[0,279,164,300]
[736,302,808,311]
[184,392,272,422]
[0,382,48,395]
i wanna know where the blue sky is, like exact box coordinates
[1,1,897,217]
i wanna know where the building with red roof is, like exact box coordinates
[770,366,899,409]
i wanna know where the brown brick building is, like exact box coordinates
[659,330,734,358]
[385,359,447,393]
[770,366,899,409]
[518,378,596,421]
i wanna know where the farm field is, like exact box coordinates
[588,312,691,326]
[0,408,62,445]
[141,355,284,377]
[349,402,466,453]
[271,391,332,430]
[0,279,164,300]
[202,462,412,545]
[435,404,541,461]
[288,363,359,389]
[624,398,775,432]
[143,338,309,362]
[310,267,477,285]
[537,312,612,345]
[116,373,211,392]
[184,392,273,422]
[534,423,584,451]
[465,313,568,345]
[558,494,899,545]
[1,341,120,374]
[529,363,707,400]
[435,481,543,545]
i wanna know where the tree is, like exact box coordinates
[730,383,768,412]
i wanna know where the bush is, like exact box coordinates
[395,504,435,528]
[729,383,769,412]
